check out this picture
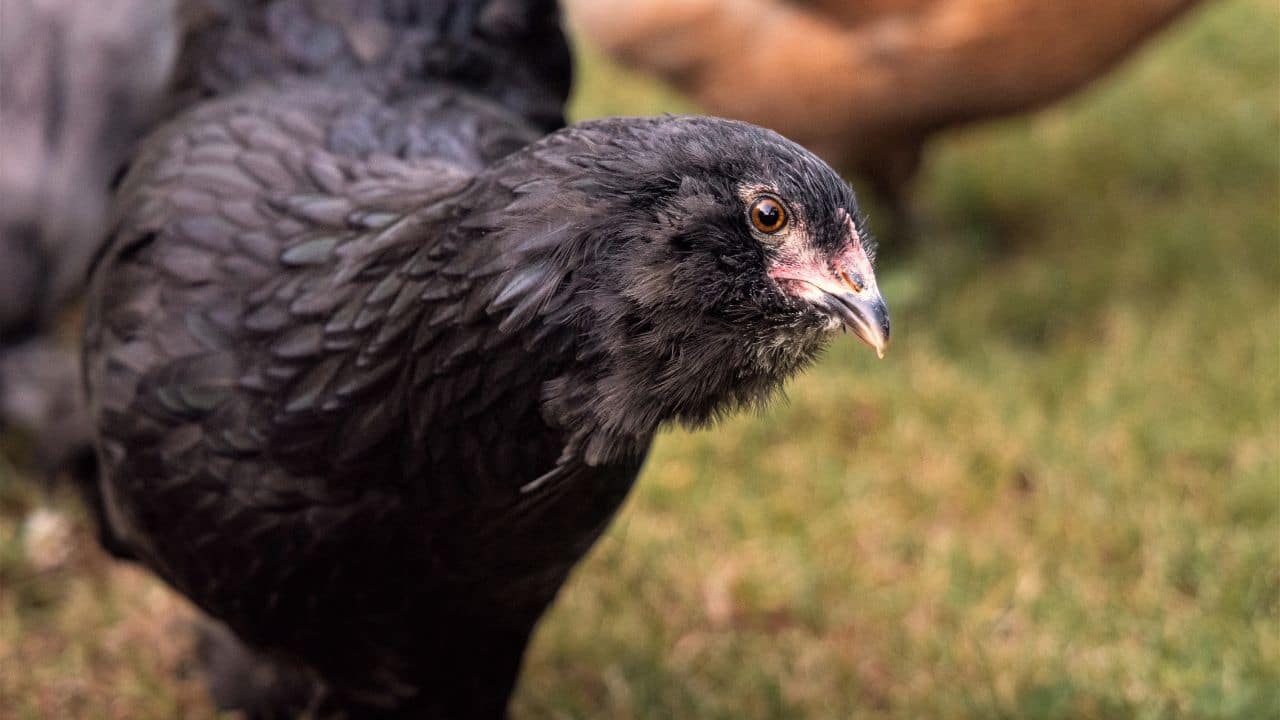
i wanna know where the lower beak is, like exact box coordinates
[815,289,891,359]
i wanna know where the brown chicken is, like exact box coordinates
[566,0,1204,229]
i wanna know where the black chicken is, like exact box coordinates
[82,1,890,717]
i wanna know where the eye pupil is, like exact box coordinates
[750,196,787,234]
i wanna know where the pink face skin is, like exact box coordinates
[767,209,890,358]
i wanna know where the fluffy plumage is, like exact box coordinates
[81,1,889,716]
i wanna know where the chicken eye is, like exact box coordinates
[749,195,787,234]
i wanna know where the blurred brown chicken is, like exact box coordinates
[566,0,1204,231]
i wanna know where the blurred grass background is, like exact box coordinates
[1,0,1277,717]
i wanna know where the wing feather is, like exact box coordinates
[87,84,486,503]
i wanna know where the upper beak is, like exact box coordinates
[812,282,891,359]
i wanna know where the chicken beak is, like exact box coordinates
[810,210,890,357]
[814,283,891,359]
[769,210,891,357]
[774,268,891,357]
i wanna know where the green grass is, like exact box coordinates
[2,1,1278,718]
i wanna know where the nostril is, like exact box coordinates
[839,269,864,294]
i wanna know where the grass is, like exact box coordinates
[2,0,1278,717]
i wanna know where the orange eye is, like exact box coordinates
[749,195,788,234]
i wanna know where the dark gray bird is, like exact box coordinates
[81,1,890,717]
[0,0,176,473]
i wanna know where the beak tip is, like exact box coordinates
[858,297,891,360]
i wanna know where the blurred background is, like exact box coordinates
[1,0,1276,717]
